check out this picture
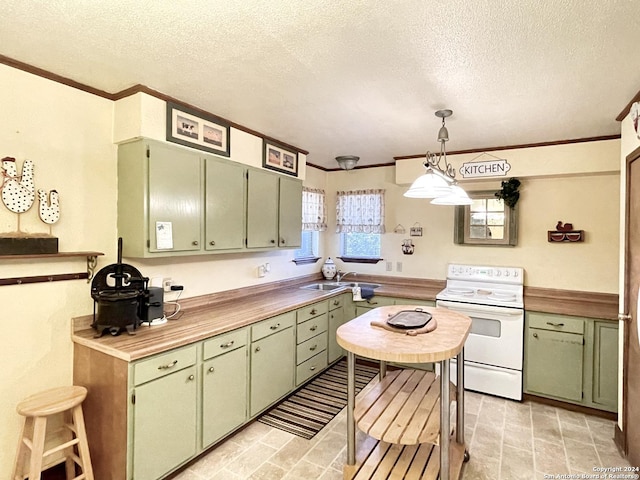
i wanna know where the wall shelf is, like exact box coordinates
[0,251,104,286]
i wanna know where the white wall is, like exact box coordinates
[0,64,116,475]
[326,143,620,293]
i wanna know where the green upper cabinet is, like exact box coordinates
[278,176,303,248]
[204,156,245,251]
[246,168,302,249]
[118,139,302,257]
[247,169,279,248]
[118,139,202,257]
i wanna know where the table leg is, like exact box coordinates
[379,360,387,380]
[440,358,450,480]
[347,351,356,465]
[456,348,465,445]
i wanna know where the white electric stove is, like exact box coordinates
[436,264,525,400]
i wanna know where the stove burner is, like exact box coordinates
[447,287,474,295]
[487,293,517,302]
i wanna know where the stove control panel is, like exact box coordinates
[447,264,523,284]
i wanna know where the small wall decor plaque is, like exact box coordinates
[410,223,423,236]
[548,221,584,242]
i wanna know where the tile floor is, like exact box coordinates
[171,391,632,480]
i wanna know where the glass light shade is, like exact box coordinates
[404,172,452,198]
[430,185,473,205]
[336,155,359,170]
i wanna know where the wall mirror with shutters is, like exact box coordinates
[454,190,518,246]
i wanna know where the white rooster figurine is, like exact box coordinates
[2,157,35,213]
[37,189,60,233]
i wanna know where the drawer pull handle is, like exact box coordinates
[255,346,261,352]
[158,360,178,370]
[333,300,340,306]
[270,323,281,330]
[546,322,565,327]
[210,240,216,246]
[192,241,199,246]
[220,340,235,348]
[310,345,318,351]
[208,366,215,373]
[368,300,378,305]
[310,309,317,315]
[310,366,316,371]
[310,325,318,331]
[188,374,195,381]
[270,239,276,244]
[533,333,538,338]
[280,238,285,245]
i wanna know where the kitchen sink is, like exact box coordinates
[300,283,344,291]
[328,282,381,289]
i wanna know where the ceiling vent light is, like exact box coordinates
[404,109,470,205]
[336,155,359,170]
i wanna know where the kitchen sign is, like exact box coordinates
[459,158,511,178]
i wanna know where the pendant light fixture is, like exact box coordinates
[335,155,359,170]
[404,109,471,205]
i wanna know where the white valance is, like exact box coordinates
[302,187,327,231]
[336,189,385,234]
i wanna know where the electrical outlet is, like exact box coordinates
[396,262,402,272]
[257,265,266,278]
[163,278,172,292]
[386,261,392,272]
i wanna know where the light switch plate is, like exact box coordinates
[396,262,402,272]
[386,261,392,271]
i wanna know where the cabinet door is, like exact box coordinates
[204,157,245,251]
[592,321,618,409]
[133,365,197,480]
[202,346,247,448]
[328,306,345,363]
[278,176,302,248]
[246,169,279,248]
[250,326,295,416]
[526,328,584,402]
[148,142,202,252]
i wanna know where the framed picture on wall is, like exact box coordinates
[166,101,230,157]
[263,139,299,177]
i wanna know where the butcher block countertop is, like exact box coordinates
[337,305,471,363]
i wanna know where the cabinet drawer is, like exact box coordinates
[356,296,396,308]
[203,328,247,360]
[251,311,296,341]
[296,352,328,386]
[297,313,328,344]
[134,344,198,385]
[297,334,328,365]
[528,312,584,334]
[297,301,328,323]
[329,295,344,311]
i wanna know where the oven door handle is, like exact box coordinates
[436,300,523,316]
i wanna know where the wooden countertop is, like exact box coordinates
[336,305,471,363]
[72,284,349,362]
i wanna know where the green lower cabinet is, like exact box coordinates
[132,365,198,480]
[524,312,618,412]
[250,325,295,416]
[202,346,248,448]
[592,321,619,409]
[328,305,345,363]
[525,328,584,402]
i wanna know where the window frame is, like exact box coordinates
[338,232,383,263]
[454,190,518,246]
[293,230,320,265]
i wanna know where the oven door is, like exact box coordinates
[436,299,524,370]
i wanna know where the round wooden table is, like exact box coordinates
[337,305,472,479]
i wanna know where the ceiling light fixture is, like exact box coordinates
[403,109,472,205]
[336,155,359,170]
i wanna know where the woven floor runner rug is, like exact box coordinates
[257,358,379,439]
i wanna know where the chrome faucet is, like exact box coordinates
[336,271,354,283]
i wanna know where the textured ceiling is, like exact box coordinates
[1,0,639,169]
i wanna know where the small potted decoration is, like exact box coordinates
[495,178,521,209]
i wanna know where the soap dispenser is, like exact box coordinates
[321,257,337,280]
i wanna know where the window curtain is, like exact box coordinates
[302,187,327,231]
[336,189,386,234]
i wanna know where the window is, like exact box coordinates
[454,190,517,246]
[336,189,385,262]
[294,187,326,264]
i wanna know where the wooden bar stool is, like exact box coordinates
[12,386,94,480]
